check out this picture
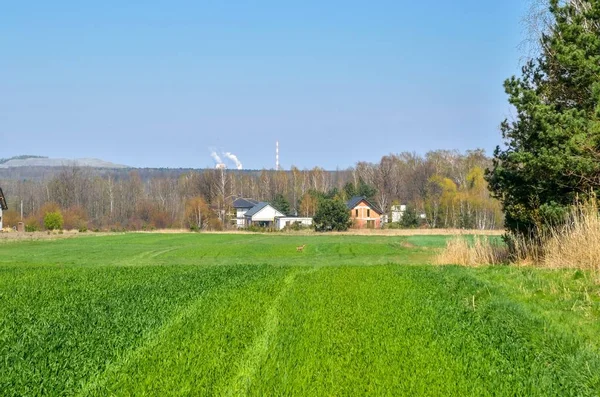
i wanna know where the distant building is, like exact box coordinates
[347,196,383,229]
[244,202,285,228]
[233,197,313,229]
[276,217,313,230]
[391,205,406,223]
[232,198,259,228]
[0,187,7,230]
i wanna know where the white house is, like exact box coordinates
[275,217,313,230]
[232,197,259,228]
[0,188,7,230]
[391,205,406,223]
[244,202,285,228]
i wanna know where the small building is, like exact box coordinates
[0,188,7,231]
[232,197,259,228]
[347,196,383,229]
[244,202,285,228]
[391,204,406,223]
[276,216,313,230]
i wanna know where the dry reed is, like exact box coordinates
[543,200,600,271]
[435,235,509,266]
[437,198,600,273]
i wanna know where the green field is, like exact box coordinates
[1,233,600,396]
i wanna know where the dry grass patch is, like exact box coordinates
[435,236,509,266]
[437,200,600,274]
[543,200,600,272]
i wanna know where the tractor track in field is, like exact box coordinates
[222,267,319,396]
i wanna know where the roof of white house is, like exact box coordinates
[232,197,259,208]
[244,202,285,220]
[244,202,270,217]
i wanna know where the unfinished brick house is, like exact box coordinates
[347,196,383,229]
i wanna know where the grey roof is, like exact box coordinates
[346,196,364,210]
[0,188,6,211]
[232,197,259,208]
[244,202,270,217]
[346,196,383,214]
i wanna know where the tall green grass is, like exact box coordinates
[1,233,599,395]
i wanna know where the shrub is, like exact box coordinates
[2,210,20,229]
[25,223,38,232]
[44,211,64,231]
[313,198,351,232]
[399,206,419,229]
[289,221,308,231]
[62,206,88,230]
[244,225,267,233]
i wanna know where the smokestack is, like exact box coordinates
[276,141,279,171]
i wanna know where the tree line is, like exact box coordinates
[0,149,503,231]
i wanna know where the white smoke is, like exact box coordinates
[210,151,223,165]
[224,152,243,170]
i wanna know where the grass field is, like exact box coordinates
[1,233,600,396]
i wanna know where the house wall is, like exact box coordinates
[236,208,249,228]
[391,205,406,223]
[349,201,381,229]
[250,206,284,222]
[246,205,285,227]
[276,217,312,230]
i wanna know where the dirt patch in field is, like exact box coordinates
[0,228,504,242]
[0,230,114,242]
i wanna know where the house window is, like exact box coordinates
[367,220,375,229]
[367,209,370,218]
[355,209,358,217]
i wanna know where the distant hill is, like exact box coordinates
[0,155,47,164]
[0,155,129,169]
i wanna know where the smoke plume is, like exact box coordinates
[210,151,223,165]
[224,152,243,170]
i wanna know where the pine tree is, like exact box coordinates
[486,0,600,236]
[271,194,291,216]
[313,198,351,231]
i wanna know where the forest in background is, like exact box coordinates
[0,149,502,231]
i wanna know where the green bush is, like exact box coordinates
[290,221,308,231]
[244,224,277,233]
[313,198,351,232]
[400,207,419,229]
[44,211,64,231]
[25,223,38,232]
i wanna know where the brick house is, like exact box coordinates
[347,196,383,229]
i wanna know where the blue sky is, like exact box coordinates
[1,1,528,169]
